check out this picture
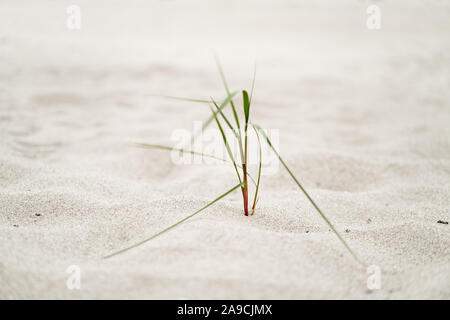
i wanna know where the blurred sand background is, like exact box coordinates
[0,0,449,299]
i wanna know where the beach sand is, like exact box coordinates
[1,0,449,299]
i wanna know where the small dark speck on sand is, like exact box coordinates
[13,224,19,227]
[437,220,448,225]
[306,230,309,233]
[35,213,41,217]
[345,229,350,233]
[367,218,372,224]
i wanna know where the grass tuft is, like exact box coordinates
[104,183,242,259]
[253,124,359,261]
[106,58,359,262]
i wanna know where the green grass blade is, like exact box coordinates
[211,97,236,133]
[131,142,258,187]
[104,183,243,259]
[210,96,245,171]
[190,91,240,146]
[210,97,243,143]
[130,142,256,187]
[210,106,242,185]
[131,142,229,163]
[243,90,250,125]
[212,56,246,168]
[214,54,241,131]
[250,125,262,215]
[153,91,239,147]
[147,94,211,104]
[249,64,256,104]
[253,124,359,261]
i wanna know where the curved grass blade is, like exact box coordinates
[214,54,241,131]
[210,106,242,185]
[253,124,359,261]
[243,90,250,124]
[213,55,246,172]
[189,62,255,144]
[241,90,251,215]
[250,124,262,215]
[202,90,240,128]
[190,91,240,147]
[131,143,228,163]
[104,183,243,259]
[150,92,240,148]
[249,64,256,104]
[147,95,211,104]
[211,98,236,135]
[210,96,247,195]
[131,142,258,187]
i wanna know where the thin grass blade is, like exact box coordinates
[212,57,246,168]
[250,124,262,215]
[153,91,240,149]
[253,124,359,261]
[190,90,240,146]
[210,98,236,134]
[131,142,257,186]
[147,94,211,104]
[131,142,228,163]
[249,64,256,104]
[210,97,246,179]
[210,106,242,184]
[104,183,243,259]
[243,90,250,125]
[214,54,242,131]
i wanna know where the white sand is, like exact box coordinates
[1,0,449,299]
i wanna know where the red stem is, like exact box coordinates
[242,163,249,216]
